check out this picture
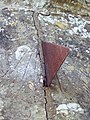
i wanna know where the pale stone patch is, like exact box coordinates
[28,81,34,90]
[56,103,84,115]
[56,104,68,115]
[67,14,90,38]
[33,0,49,9]
[39,75,44,83]
[15,45,31,60]
[67,103,84,113]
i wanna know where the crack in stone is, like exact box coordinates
[44,88,49,120]
[32,11,49,120]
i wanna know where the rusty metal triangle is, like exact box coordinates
[42,41,69,86]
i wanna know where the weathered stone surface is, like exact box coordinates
[0,0,90,120]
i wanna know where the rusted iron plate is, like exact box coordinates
[42,41,69,86]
